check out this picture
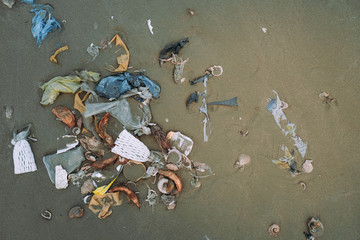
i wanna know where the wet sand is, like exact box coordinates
[1,0,360,239]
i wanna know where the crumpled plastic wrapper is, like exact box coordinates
[40,70,100,105]
[88,193,122,219]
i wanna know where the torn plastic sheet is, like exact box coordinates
[199,78,211,142]
[30,4,61,47]
[84,98,152,132]
[43,147,85,183]
[106,34,129,72]
[56,135,78,154]
[267,90,308,159]
[272,145,299,175]
[95,72,161,99]
[40,70,100,105]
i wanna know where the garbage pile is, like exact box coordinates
[10,30,213,219]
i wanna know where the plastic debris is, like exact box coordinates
[5,105,14,119]
[262,27,267,33]
[93,176,118,195]
[199,78,211,142]
[2,0,14,8]
[145,185,158,209]
[92,163,123,188]
[87,43,100,61]
[186,91,199,107]
[40,70,100,105]
[112,129,150,162]
[95,72,161,99]
[88,192,122,219]
[50,45,68,63]
[56,135,78,154]
[11,124,37,174]
[146,19,154,35]
[85,99,152,134]
[159,37,189,65]
[106,34,130,72]
[43,147,85,183]
[21,0,34,4]
[123,161,146,181]
[30,4,61,47]
[161,194,176,210]
[207,97,238,106]
[55,165,68,189]
[267,90,308,159]
[166,131,194,156]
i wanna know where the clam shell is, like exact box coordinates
[81,179,95,195]
[234,153,251,169]
[308,217,324,237]
[268,224,280,237]
[302,160,313,173]
[68,206,84,219]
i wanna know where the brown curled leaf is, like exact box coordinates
[98,113,114,147]
[51,105,75,128]
[109,185,140,208]
[91,153,118,169]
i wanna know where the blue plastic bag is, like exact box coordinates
[30,4,61,47]
[95,72,161,99]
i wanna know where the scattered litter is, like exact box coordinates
[106,34,130,72]
[68,206,84,219]
[55,165,68,189]
[268,224,280,237]
[30,4,61,47]
[21,0,34,4]
[145,185,158,209]
[109,185,140,208]
[146,19,154,35]
[261,27,267,33]
[91,164,123,188]
[88,192,122,219]
[159,54,189,83]
[207,97,238,106]
[123,161,146,181]
[234,153,251,170]
[40,210,52,220]
[5,105,14,119]
[2,0,14,8]
[302,160,313,173]
[11,124,37,174]
[159,37,189,65]
[40,70,100,105]
[81,179,95,195]
[161,194,176,210]
[50,45,68,63]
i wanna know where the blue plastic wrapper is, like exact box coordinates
[21,0,34,4]
[30,4,61,47]
[95,72,161,99]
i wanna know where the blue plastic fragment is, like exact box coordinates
[95,72,161,99]
[21,0,34,4]
[30,4,61,47]
[95,75,131,99]
[266,99,276,113]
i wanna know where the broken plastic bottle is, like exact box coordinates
[91,163,123,188]
[166,131,194,156]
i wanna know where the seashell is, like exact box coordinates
[166,163,179,171]
[41,210,52,220]
[299,181,307,191]
[319,91,329,98]
[308,217,324,237]
[81,179,95,195]
[302,160,313,173]
[234,153,251,170]
[68,206,84,219]
[268,224,280,237]
[157,178,175,194]
[51,105,76,129]
[165,148,182,164]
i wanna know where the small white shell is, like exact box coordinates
[268,224,280,237]
[234,153,251,170]
[302,160,313,173]
[157,178,173,194]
